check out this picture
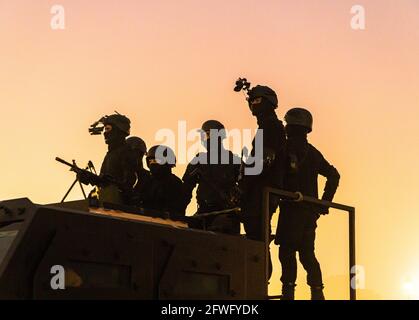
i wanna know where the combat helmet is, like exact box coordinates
[146,145,176,167]
[284,108,313,133]
[103,113,131,136]
[248,85,278,109]
[200,120,226,140]
[126,136,147,154]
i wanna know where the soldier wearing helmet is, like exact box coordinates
[126,136,147,156]
[78,113,137,205]
[133,145,187,219]
[126,136,152,205]
[275,107,340,300]
[247,85,279,115]
[182,120,241,235]
[239,84,286,279]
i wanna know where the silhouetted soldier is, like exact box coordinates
[240,85,286,279]
[134,145,187,220]
[126,136,147,174]
[126,136,152,204]
[275,108,340,300]
[78,113,137,205]
[182,120,241,234]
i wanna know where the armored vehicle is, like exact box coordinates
[0,198,266,299]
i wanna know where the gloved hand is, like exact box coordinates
[77,170,100,186]
[316,204,329,216]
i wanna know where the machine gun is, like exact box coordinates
[56,157,124,203]
[56,157,102,182]
[55,157,93,202]
[56,157,90,173]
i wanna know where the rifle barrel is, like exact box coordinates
[55,157,74,168]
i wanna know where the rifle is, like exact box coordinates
[56,157,92,201]
[56,157,111,187]
[56,157,87,174]
[56,157,127,189]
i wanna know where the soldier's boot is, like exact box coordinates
[310,286,325,300]
[280,283,296,300]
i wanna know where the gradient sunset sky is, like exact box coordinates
[1,0,419,299]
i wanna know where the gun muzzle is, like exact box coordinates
[55,157,73,167]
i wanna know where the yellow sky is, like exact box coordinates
[1,0,419,299]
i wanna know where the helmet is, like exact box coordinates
[201,120,225,132]
[201,120,226,140]
[284,108,313,133]
[146,145,176,167]
[103,113,131,135]
[126,136,147,154]
[248,85,278,108]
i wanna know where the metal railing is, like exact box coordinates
[262,187,356,300]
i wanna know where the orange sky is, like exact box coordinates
[1,0,419,299]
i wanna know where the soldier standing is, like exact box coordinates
[239,84,286,279]
[126,136,151,204]
[182,120,241,234]
[77,113,137,205]
[275,108,340,300]
[126,136,148,176]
